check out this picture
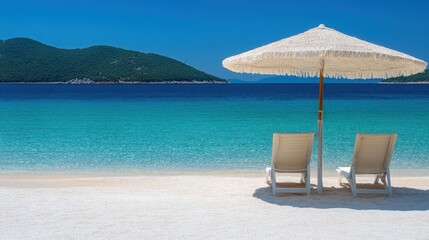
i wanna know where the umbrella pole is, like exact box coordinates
[317,69,324,194]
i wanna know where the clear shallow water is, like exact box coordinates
[0,84,428,173]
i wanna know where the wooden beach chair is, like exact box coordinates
[337,133,398,197]
[265,133,314,196]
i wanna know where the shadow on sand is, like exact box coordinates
[253,185,429,211]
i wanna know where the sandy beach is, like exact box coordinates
[1,172,428,240]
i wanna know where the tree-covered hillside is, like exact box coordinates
[382,69,429,83]
[0,38,226,83]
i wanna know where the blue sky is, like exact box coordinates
[0,0,428,81]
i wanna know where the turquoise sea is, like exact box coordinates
[0,84,428,173]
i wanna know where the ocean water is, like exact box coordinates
[0,84,428,173]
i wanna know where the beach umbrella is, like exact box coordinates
[222,24,427,194]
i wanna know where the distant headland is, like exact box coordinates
[381,69,429,83]
[0,38,227,84]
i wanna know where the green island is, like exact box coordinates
[382,69,429,83]
[0,38,226,84]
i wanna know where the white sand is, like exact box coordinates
[0,173,428,240]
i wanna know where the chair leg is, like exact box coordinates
[374,175,380,185]
[338,172,343,185]
[271,169,276,196]
[351,168,357,197]
[306,165,310,196]
[386,168,392,196]
[300,172,306,184]
[381,173,387,186]
[265,167,271,184]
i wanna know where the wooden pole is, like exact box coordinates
[317,68,324,194]
[318,71,324,121]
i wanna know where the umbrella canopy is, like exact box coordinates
[222,24,427,194]
[223,24,426,79]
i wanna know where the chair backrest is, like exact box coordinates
[272,133,314,172]
[352,134,398,174]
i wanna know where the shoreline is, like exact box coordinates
[1,173,428,194]
[0,169,427,189]
[0,167,427,178]
[1,172,428,180]
[1,175,429,188]
[0,80,228,84]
